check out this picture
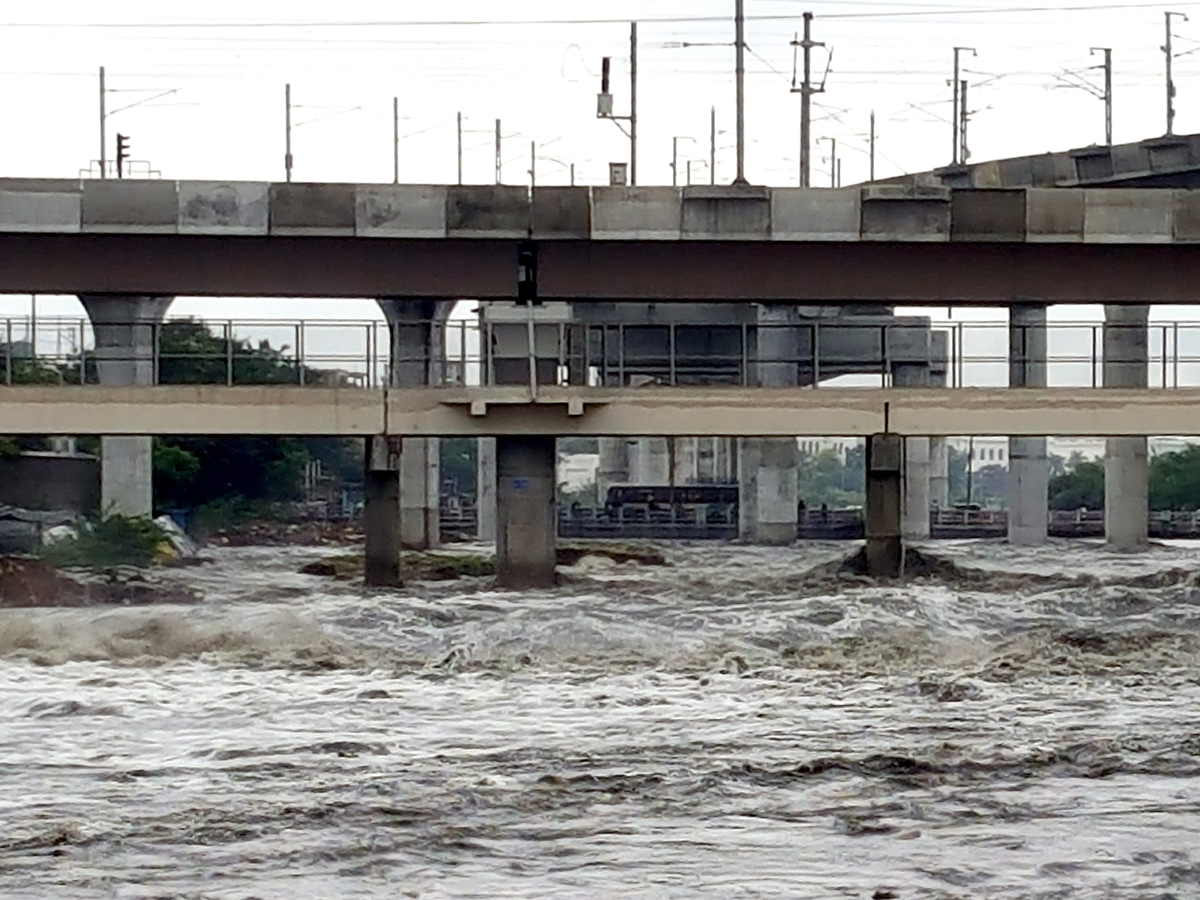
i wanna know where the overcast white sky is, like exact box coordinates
[6,0,1200,371]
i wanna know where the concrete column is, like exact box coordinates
[496,436,557,589]
[597,437,631,502]
[364,437,402,587]
[739,305,799,544]
[78,294,173,517]
[1104,304,1150,550]
[630,437,671,484]
[671,438,699,485]
[865,433,904,578]
[929,439,950,510]
[893,364,930,540]
[379,299,449,549]
[1008,304,1049,545]
[477,437,497,543]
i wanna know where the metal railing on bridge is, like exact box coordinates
[5,316,1200,391]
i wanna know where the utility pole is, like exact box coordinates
[1091,47,1113,145]
[457,112,463,184]
[673,137,680,186]
[285,83,293,183]
[529,140,536,190]
[393,97,399,184]
[595,22,639,185]
[790,12,825,187]
[734,0,748,184]
[1165,12,1188,135]
[869,110,876,182]
[495,119,502,184]
[631,22,638,185]
[959,79,969,163]
[951,47,975,164]
[710,106,717,184]
[99,66,107,179]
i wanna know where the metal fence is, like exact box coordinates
[5,316,1200,391]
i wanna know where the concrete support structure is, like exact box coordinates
[496,436,558,589]
[364,437,402,587]
[1104,304,1150,550]
[1008,304,1049,545]
[894,364,930,540]
[671,437,700,484]
[739,305,800,544]
[379,299,449,549]
[78,294,172,517]
[865,433,904,577]
[929,438,950,510]
[476,437,497,543]
[630,437,671,484]
[598,437,631,500]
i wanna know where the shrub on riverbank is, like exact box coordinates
[41,515,168,570]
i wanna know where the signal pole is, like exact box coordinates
[869,110,876,182]
[1165,12,1188,135]
[596,22,639,185]
[495,119,502,184]
[710,106,717,184]
[790,12,825,187]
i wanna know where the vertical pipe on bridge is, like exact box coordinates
[1104,304,1150,551]
[1008,304,1049,545]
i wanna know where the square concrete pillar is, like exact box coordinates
[1008,304,1049,545]
[1103,305,1149,550]
[865,433,904,578]
[79,294,173,518]
[364,436,403,587]
[893,364,930,540]
[477,437,497,543]
[496,436,558,589]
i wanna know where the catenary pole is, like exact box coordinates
[734,0,747,183]
[99,66,107,179]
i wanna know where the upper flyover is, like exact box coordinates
[2,178,1200,305]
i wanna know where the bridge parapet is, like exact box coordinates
[4,179,1200,244]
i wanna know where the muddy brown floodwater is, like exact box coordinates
[2,540,1200,899]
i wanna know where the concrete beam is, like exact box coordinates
[9,385,1200,438]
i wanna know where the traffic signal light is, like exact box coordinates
[116,133,130,178]
[517,241,538,305]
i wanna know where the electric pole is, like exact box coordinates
[951,47,975,164]
[495,119,502,184]
[457,112,463,184]
[710,106,717,184]
[869,110,876,182]
[1165,12,1188,135]
[734,0,748,184]
[1092,47,1113,145]
[99,67,107,179]
[596,22,638,185]
[393,97,399,184]
[790,12,825,187]
[285,83,293,182]
[959,80,969,163]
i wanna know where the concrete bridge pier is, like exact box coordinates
[78,294,173,517]
[865,433,904,577]
[739,305,800,544]
[477,438,497,543]
[630,437,672,484]
[894,364,931,540]
[379,299,450,549]
[1008,304,1049,545]
[496,436,558,589]
[364,437,403,587]
[1104,305,1150,550]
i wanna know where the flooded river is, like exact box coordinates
[3,540,1200,898]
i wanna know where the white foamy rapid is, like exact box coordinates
[3,540,1200,898]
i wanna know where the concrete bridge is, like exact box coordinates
[0,175,1191,584]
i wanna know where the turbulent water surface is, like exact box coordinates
[3,540,1200,899]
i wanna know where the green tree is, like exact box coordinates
[1049,459,1105,510]
[1150,445,1200,511]
[797,448,864,509]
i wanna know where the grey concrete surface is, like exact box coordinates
[1104,304,1150,550]
[1008,304,1050,546]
